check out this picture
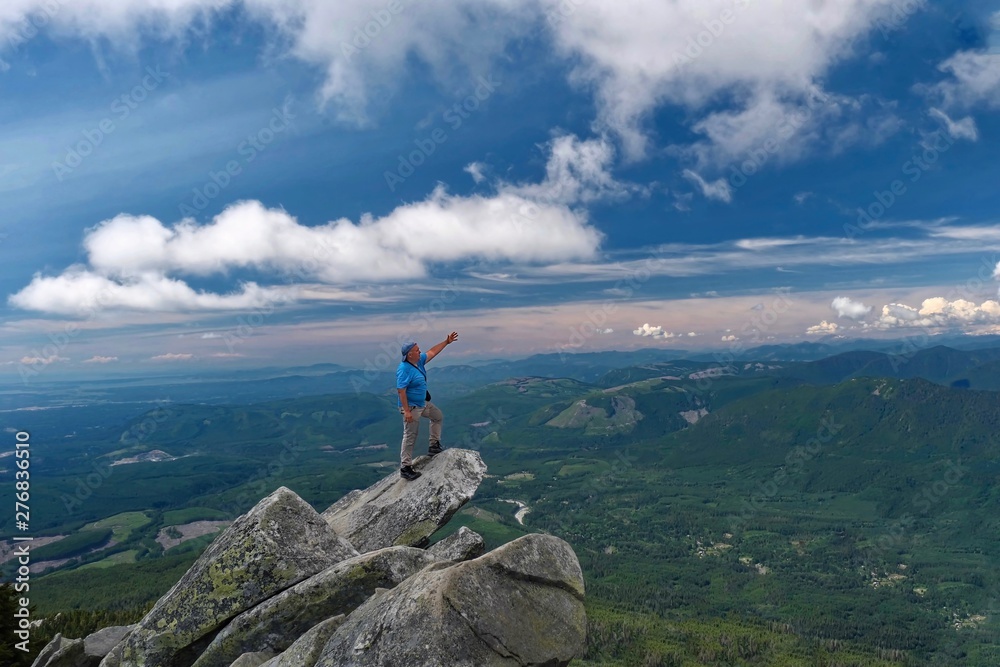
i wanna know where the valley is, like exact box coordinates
[2,344,999,665]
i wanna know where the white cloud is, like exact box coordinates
[201,332,221,339]
[634,323,665,337]
[464,161,487,184]
[83,356,118,363]
[9,267,295,316]
[932,51,1000,109]
[506,135,640,205]
[873,298,1000,329]
[806,320,839,335]
[509,228,1000,285]
[633,323,684,339]
[20,354,67,365]
[544,0,902,159]
[151,353,194,361]
[0,0,907,167]
[721,334,737,342]
[734,237,810,251]
[928,107,979,141]
[683,169,732,203]
[831,296,872,320]
[671,192,693,211]
[10,140,605,315]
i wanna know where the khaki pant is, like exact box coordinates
[400,402,443,466]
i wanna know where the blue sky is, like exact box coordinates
[2,0,1000,379]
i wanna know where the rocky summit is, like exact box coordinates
[33,448,586,667]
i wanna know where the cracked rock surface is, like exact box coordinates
[100,487,357,667]
[313,533,586,667]
[322,449,487,552]
[37,451,584,667]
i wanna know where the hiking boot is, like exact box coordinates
[428,441,444,456]
[400,465,421,481]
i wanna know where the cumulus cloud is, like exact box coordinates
[506,135,641,205]
[831,296,872,320]
[151,353,194,361]
[806,320,839,335]
[931,51,1000,109]
[83,356,118,363]
[9,267,295,316]
[464,161,487,184]
[0,0,908,165]
[633,323,685,339]
[84,190,599,278]
[721,334,737,342]
[683,169,732,203]
[929,107,979,141]
[544,0,902,159]
[20,354,67,365]
[10,140,605,315]
[873,298,1000,329]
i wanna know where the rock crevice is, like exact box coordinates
[35,449,585,667]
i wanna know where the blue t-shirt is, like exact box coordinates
[396,352,428,408]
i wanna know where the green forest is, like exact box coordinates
[2,347,999,665]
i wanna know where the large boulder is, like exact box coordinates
[227,653,273,667]
[30,634,88,667]
[192,546,439,667]
[30,625,135,667]
[314,533,587,666]
[323,449,486,553]
[84,626,133,660]
[427,526,486,562]
[100,487,358,667]
[259,615,345,667]
[322,449,487,552]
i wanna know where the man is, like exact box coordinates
[397,331,458,480]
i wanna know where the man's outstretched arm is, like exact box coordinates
[424,331,458,363]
